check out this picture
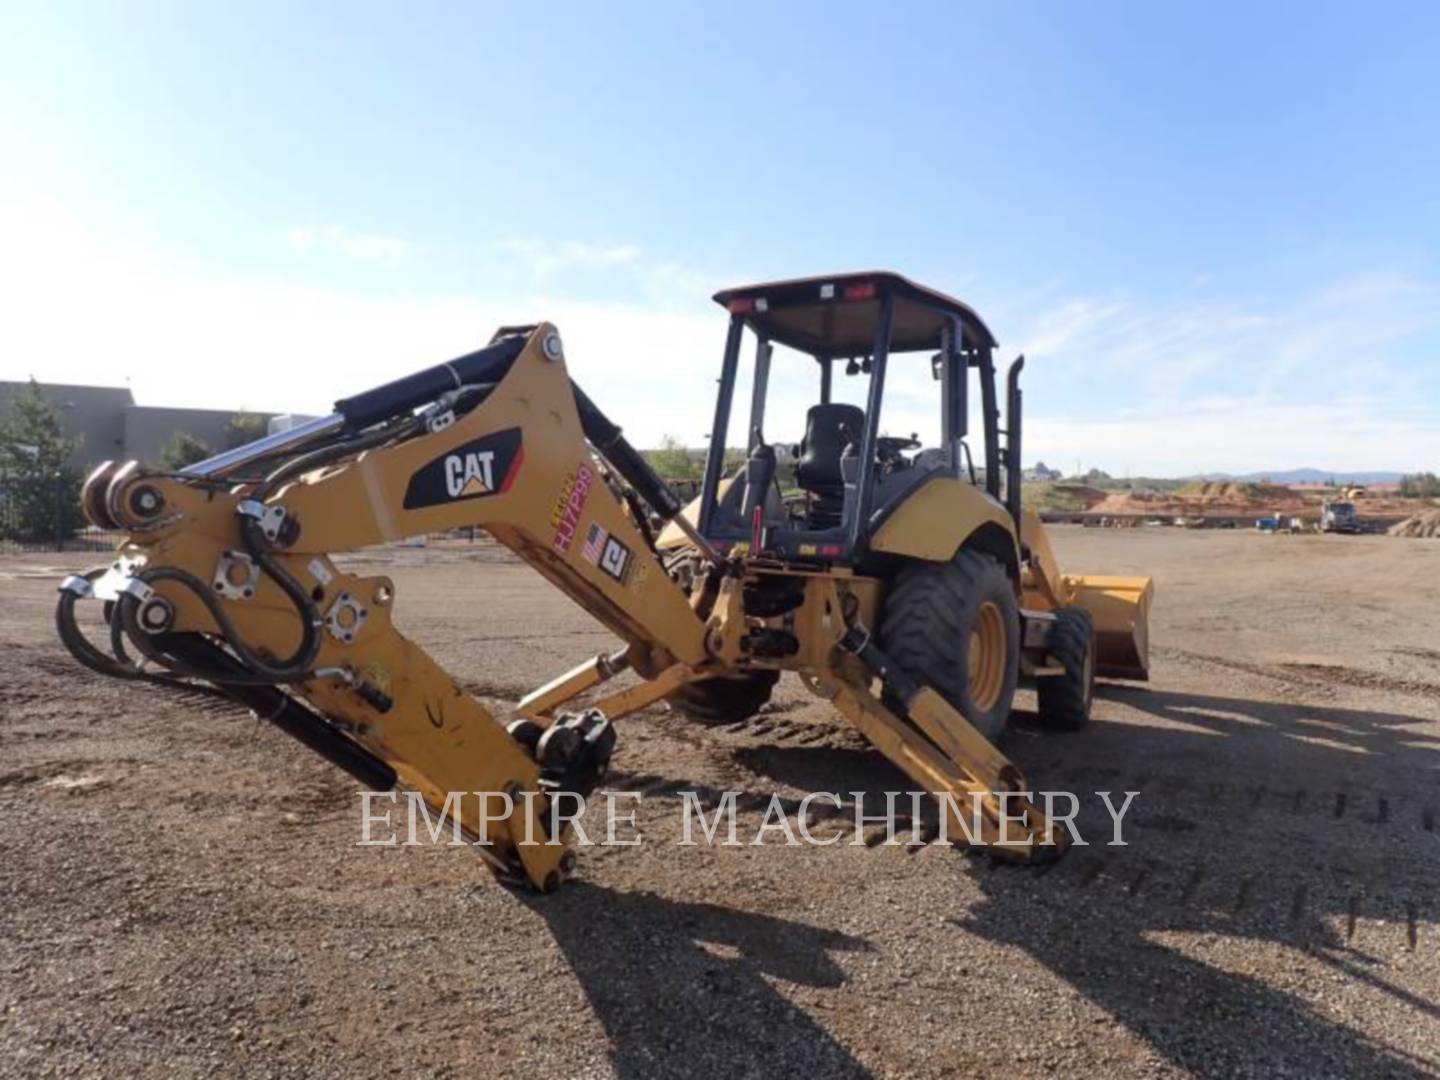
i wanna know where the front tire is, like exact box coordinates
[668,670,779,725]
[1036,607,1095,730]
[877,549,1020,743]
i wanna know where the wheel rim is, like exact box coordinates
[968,601,1006,712]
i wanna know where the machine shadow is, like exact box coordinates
[528,882,875,1080]
[1089,682,1440,766]
[738,684,1440,1077]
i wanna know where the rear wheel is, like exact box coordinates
[668,669,779,725]
[1036,607,1095,730]
[878,549,1020,743]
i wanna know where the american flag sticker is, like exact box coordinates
[581,522,607,564]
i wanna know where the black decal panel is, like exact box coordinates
[403,428,524,511]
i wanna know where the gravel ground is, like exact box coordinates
[2,527,1437,1078]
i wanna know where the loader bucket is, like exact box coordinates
[1064,574,1154,681]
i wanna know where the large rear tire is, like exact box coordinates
[1036,607,1095,730]
[668,670,780,725]
[877,549,1020,743]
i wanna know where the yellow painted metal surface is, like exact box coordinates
[1065,574,1154,680]
[93,324,714,888]
[869,478,1019,563]
[1021,508,1153,679]
[76,317,1148,888]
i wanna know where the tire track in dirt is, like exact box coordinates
[1160,646,1440,702]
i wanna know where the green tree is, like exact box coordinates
[647,435,701,481]
[0,379,83,544]
[224,411,268,449]
[1398,471,1440,498]
[159,431,213,471]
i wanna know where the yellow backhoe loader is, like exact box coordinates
[56,272,1152,891]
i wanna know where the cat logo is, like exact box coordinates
[445,451,496,498]
[403,428,524,510]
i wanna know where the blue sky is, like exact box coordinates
[2,2,1437,473]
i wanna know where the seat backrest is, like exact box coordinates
[795,403,865,495]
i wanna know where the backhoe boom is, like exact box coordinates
[59,325,709,888]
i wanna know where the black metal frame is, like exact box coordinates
[696,282,1011,563]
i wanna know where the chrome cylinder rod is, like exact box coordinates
[181,414,345,479]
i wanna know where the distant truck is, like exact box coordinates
[1321,500,1361,534]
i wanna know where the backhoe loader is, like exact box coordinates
[56,271,1152,891]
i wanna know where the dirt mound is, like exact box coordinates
[1052,484,1108,508]
[1174,480,1295,504]
[1388,509,1440,538]
[1090,490,1160,514]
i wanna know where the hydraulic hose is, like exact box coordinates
[118,565,319,685]
[55,569,213,694]
[257,412,426,495]
[234,517,321,676]
[55,569,144,680]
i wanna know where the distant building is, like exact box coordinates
[267,413,322,435]
[0,381,275,469]
[121,405,272,464]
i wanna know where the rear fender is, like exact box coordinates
[868,476,1020,574]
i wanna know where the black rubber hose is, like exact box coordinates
[55,570,143,680]
[111,596,298,686]
[120,565,318,684]
[55,570,204,691]
[234,519,321,675]
[258,413,425,495]
[108,605,141,672]
[224,414,430,685]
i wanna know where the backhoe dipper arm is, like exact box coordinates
[57,325,712,890]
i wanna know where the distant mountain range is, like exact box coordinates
[1181,469,1407,484]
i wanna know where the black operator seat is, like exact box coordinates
[795,403,866,499]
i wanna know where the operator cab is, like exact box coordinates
[692,271,1016,564]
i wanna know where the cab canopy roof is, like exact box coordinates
[712,271,998,357]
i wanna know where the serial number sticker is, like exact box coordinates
[551,463,594,554]
[308,559,334,586]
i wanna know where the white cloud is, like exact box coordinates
[497,238,643,282]
[1,183,1434,472]
[0,186,726,430]
[1017,297,1126,358]
[1002,276,1440,472]
[1023,396,1438,476]
[288,224,420,261]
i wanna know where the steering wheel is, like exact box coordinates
[876,435,921,458]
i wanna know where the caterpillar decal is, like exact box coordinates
[403,428,524,510]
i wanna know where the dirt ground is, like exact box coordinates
[3,528,1438,1078]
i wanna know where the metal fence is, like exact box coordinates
[0,474,126,554]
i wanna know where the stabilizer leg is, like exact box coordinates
[818,626,1068,860]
